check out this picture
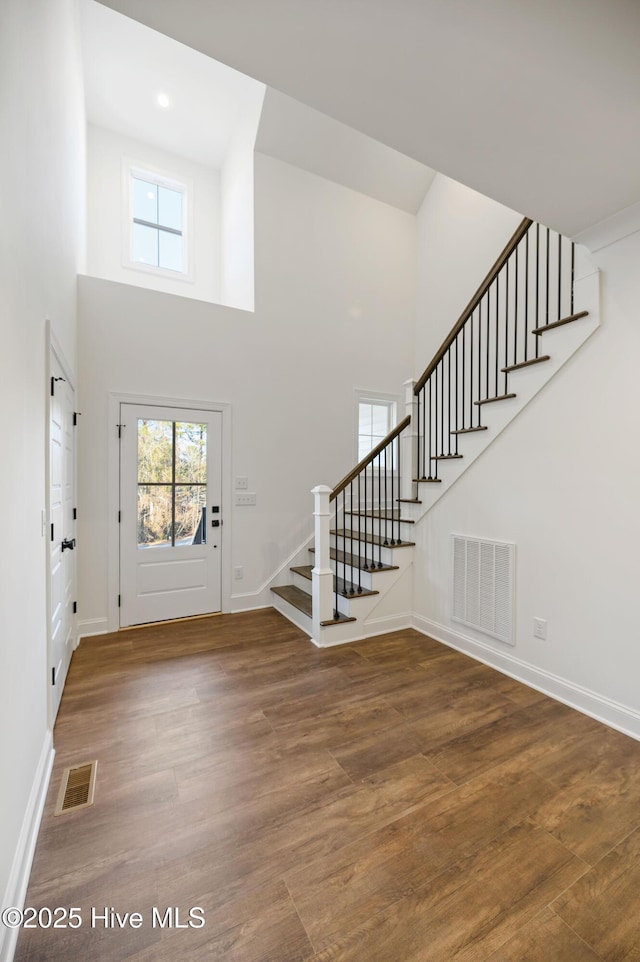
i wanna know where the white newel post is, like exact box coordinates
[311,484,334,644]
[402,379,417,501]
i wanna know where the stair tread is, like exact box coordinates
[451,425,488,435]
[309,546,399,572]
[345,509,414,523]
[501,354,550,373]
[332,529,415,548]
[474,393,517,406]
[413,477,442,484]
[397,498,423,504]
[291,565,379,598]
[271,584,312,617]
[433,453,463,460]
[271,584,356,625]
[533,310,588,334]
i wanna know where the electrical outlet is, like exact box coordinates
[235,492,256,506]
[234,565,244,580]
[533,617,547,640]
[235,477,249,490]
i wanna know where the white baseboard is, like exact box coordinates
[77,618,109,640]
[311,612,414,648]
[412,614,640,741]
[0,732,55,962]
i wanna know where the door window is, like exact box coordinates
[137,419,207,547]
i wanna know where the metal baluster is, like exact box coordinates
[343,490,348,609]
[416,389,422,485]
[357,472,362,591]
[505,253,510,393]
[571,240,575,315]
[557,231,562,322]
[494,276,499,397]
[545,226,550,327]
[348,482,355,594]
[485,290,490,399]
[363,461,368,570]
[377,452,383,568]
[333,496,339,619]
[393,434,399,545]
[462,321,466,431]
[447,347,452,454]
[454,335,459,454]
[535,223,540,358]
[427,379,433,478]
[383,445,388,545]
[523,228,529,362]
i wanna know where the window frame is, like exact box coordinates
[122,160,194,283]
[354,390,401,468]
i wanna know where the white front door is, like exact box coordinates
[49,354,76,723]
[119,404,222,627]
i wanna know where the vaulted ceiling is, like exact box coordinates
[97,0,640,236]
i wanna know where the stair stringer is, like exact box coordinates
[403,267,600,526]
[313,552,414,647]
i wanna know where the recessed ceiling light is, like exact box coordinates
[157,93,170,109]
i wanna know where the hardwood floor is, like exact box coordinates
[15,609,640,961]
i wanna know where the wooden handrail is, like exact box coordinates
[414,216,533,394]
[330,415,411,502]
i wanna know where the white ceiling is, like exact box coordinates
[96,0,640,237]
[81,0,435,211]
[80,0,265,168]
[255,89,435,214]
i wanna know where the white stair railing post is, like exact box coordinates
[311,484,334,644]
[402,379,417,500]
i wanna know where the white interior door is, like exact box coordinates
[49,354,76,723]
[119,404,222,627]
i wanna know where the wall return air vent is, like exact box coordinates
[452,535,515,645]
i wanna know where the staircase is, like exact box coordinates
[271,217,599,646]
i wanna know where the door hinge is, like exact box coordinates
[51,376,65,396]
[73,507,77,520]
[117,423,125,439]
[118,594,121,607]
[50,523,54,542]
[73,412,81,426]
[73,601,77,614]
[51,667,56,686]
[118,510,121,523]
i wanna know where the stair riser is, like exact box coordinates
[332,534,409,566]
[342,515,413,541]
[308,552,378,589]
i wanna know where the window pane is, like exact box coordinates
[158,186,182,231]
[159,229,183,272]
[138,419,173,483]
[175,486,207,546]
[133,178,158,224]
[175,422,207,483]
[137,484,172,547]
[133,223,159,266]
[371,403,390,436]
[358,437,372,461]
[358,403,373,436]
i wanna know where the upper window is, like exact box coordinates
[357,396,396,461]
[126,166,189,278]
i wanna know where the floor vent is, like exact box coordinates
[452,535,515,645]
[54,761,98,815]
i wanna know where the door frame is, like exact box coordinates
[107,392,232,632]
[46,325,78,727]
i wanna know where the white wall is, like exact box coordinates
[412,176,640,734]
[220,87,264,312]
[415,173,522,371]
[0,0,85,956]
[77,152,416,627]
[86,124,222,304]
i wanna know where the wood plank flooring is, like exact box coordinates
[15,609,640,961]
